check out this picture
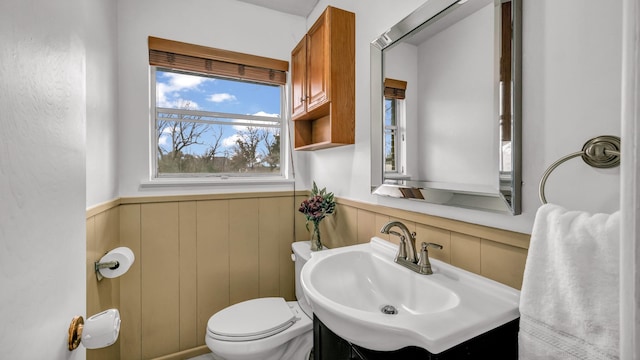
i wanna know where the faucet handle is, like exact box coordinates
[417,242,443,275]
[424,242,443,250]
[417,242,428,266]
[417,242,443,264]
[396,235,407,260]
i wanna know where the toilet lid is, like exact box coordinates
[207,297,298,341]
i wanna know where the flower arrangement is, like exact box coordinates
[298,182,336,251]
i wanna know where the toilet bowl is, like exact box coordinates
[205,241,314,360]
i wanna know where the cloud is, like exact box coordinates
[158,96,201,110]
[208,93,237,103]
[166,72,206,89]
[156,72,210,108]
[222,134,241,148]
[252,111,279,117]
[219,111,280,150]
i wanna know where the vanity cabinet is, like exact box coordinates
[313,316,519,360]
[291,6,355,150]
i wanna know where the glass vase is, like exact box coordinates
[310,221,322,251]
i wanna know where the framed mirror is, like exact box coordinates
[370,0,522,214]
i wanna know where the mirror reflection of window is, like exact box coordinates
[384,78,407,177]
[384,98,398,172]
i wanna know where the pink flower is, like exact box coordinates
[299,183,336,224]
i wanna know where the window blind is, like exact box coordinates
[384,78,407,100]
[148,36,288,86]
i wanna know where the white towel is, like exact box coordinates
[518,203,620,360]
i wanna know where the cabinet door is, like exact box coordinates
[314,316,353,360]
[291,37,307,119]
[306,11,329,111]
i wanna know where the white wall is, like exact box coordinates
[116,0,307,199]
[0,0,94,357]
[306,0,622,234]
[86,0,119,207]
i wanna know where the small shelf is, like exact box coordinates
[293,114,331,150]
[295,140,347,151]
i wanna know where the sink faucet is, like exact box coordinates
[380,221,443,275]
[380,221,417,262]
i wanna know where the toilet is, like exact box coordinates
[205,241,314,360]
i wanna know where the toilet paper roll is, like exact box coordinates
[98,247,135,278]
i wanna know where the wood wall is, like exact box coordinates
[86,192,529,360]
[86,201,121,360]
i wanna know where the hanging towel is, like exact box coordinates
[518,203,620,360]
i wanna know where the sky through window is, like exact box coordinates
[154,69,283,176]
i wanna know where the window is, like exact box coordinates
[383,78,407,175]
[148,37,289,179]
[384,98,399,173]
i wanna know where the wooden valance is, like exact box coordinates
[384,78,407,99]
[148,36,288,85]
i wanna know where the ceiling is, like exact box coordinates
[236,0,319,17]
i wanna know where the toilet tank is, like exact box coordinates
[291,241,313,318]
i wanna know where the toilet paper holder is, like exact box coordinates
[94,247,135,281]
[94,259,119,281]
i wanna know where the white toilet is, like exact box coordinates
[205,241,314,360]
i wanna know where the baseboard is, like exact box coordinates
[151,345,211,360]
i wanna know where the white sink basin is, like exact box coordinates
[301,237,520,354]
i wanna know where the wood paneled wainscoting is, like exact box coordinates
[86,192,529,360]
[87,199,122,360]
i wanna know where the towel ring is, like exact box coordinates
[539,135,621,204]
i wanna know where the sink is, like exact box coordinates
[308,246,460,316]
[300,237,520,354]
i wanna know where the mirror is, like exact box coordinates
[370,0,521,214]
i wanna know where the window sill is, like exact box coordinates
[140,177,295,189]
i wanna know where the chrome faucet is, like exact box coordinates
[380,221,443,275]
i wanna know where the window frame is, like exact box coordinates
[383,78,407,177]
[145,37,292,186]
[384,98,400,174]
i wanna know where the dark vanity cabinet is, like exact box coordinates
[313,316,519,360]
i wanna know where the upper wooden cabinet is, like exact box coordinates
[291,6,355,151]
[291,38,308,119]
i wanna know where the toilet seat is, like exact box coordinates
[207,297,299,341]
